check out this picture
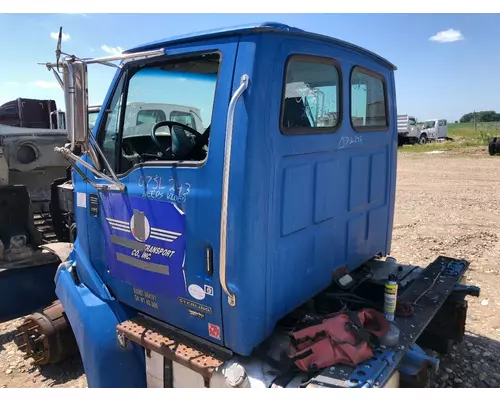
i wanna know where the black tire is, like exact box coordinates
[419,134,427,145]
[489,137,497,156]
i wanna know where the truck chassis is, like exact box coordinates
[105,255,477,388]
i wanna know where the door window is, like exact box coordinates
[98,53,220,175]
[98,72,127,173]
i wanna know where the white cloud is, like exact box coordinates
[4,81,18,85]
[429,29,464,43]
[101,45,124,56]
[32,80,60,89]
[50,32,71,41]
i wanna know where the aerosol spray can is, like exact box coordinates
[384,273,398,322]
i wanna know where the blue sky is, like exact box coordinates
[1,13,499,122]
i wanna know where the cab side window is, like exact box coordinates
[280,55,341,134]
[351,66,387,130]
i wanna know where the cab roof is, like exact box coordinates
[125,22,397,71]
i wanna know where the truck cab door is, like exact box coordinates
[438,119,447,138]
[83,41,239,347]
[425,121,435,140]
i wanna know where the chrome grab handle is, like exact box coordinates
[219,74,249,307]
[49,110,58,129]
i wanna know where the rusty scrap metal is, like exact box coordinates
[14,300,79,365]
[117,317,230,379]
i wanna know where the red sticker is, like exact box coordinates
[208,323,221,340]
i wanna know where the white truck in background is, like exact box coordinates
[397,114,420,146]
[398,115,449,146]
[419,119,449,143]
[124,102,204,131]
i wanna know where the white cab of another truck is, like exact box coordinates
[419,119,448,143]
[124,102,204,132]
[397,114,420,146]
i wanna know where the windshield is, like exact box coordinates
[423,120,436,128]
[409,118,416,126]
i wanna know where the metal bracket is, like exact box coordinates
[55,146,125,192]
[452,283,480,297]
[442,259,467,277]
[117,331,128,348]
[344,349,395,387]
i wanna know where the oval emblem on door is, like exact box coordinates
[188,284,206,301]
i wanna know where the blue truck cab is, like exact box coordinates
[46,22,479,388]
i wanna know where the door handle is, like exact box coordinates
[205,246,213,277]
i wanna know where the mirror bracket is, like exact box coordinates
[42,42,164,192]
[55,145,125,192]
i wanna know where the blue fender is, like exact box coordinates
[55,263,146,388]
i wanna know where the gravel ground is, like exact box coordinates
[1,146,499,388]
[392,147,500,388]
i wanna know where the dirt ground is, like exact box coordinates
[1,146,500,388]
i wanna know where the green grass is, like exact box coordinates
[399,122,500,153]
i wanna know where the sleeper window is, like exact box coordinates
[281,55,340,134]
[351,67,387,130]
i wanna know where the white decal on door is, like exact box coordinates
[76,192,87,208]
[188,284,206,301]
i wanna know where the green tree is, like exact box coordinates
[460,111,500,123]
